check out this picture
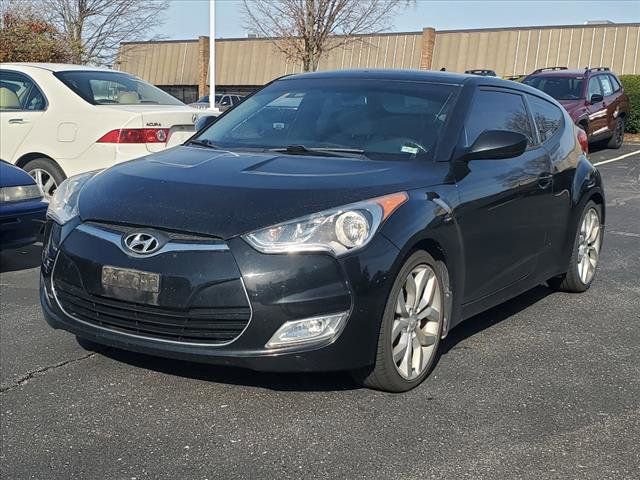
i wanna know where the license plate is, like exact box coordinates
[101,266,160,293]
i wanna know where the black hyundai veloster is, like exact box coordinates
[40,70,604,392]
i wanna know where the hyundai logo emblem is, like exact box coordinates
[123,232,160,255]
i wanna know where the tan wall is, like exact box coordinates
[215,32,423,85]
[118,41,200,85]
[116,23,640,87]
[433,24,640,77]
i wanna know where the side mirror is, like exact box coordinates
[195,114,217,132]
[461,130,528,161]
[589,93,604,104]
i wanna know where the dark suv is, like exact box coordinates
[523,67,629,149]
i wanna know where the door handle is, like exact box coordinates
[538,173,553,190]
[8,118,28,124]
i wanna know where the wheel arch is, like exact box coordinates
[587,190,605,224]
[15,152,65,175]
[381,193,467,337]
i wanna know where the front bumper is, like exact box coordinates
[40,221,399,372]
[0,198,47,250]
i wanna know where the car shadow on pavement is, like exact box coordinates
[439,285,553,355]
[88,285,554,393]
[0,243,42,273]
[87,341,360,392]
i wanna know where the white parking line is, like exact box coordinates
[593,149,640,166]
[609,230,640,238]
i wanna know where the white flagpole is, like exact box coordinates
[209,0,215,109]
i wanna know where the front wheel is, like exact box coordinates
[353,251,447,392]
[548,201,603,292]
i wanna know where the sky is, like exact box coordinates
[161,0,640,40]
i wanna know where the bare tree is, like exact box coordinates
[38,0,169,65]
[241,0,413,72]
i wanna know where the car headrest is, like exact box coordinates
[0,87,21,109]
[117,91,140,104]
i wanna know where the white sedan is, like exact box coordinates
[0,63,203,198]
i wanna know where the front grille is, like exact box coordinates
[84,221,221,243]
[54,280,250,344]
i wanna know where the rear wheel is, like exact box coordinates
[23,158,66,200]
[353,251,446,392]
[548,201,602,292]
[607,118,625,149]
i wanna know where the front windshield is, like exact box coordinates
[55,71,184,106]
[523,76,585,100]
[193,78,459,161]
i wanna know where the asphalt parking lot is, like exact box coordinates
[1,144,639,480]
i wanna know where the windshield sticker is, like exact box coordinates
[401,145,419,154]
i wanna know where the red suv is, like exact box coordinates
[523,67,629,149]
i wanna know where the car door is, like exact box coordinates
[585,75,608,139]
[599,74,619,133]
[525,93,570,269]
[454,88,552,303]
[0,70,47,162]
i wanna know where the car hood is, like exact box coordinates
[78,146,444,239]
[557,99,584,112]
[0,161,35,187]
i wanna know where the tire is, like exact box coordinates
[606,117,625,149]
[352,251,447,392]
[548,200,603,293]
[22,158,66,200]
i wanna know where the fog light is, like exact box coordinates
[265,312,349,349]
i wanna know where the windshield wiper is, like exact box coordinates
[186,139,220,149]
[268,145,365,158]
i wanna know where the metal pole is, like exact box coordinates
[209,0,215,109]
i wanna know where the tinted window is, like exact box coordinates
[195,78,460,161]
[599,75,614,96]
[0,71,46,111]
[609,75,621,92]
[528,95,564,142]
[588,77,603,98]
[523,76,584,100]
[220,96,232,106]
[55,71,183,105]
[465,90,535,147]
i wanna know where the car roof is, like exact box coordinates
[0,63,114,72]
[280,69,546,94]
[527,69,588,77]
[283,69,472,84]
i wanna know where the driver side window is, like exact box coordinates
[465,90,535,148]
[588,77,603,99]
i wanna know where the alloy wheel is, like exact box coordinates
[577,208,601,284]
[391,264,442,380]
[29,168,57,199]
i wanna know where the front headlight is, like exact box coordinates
[47,171,100,225]
[0,184,43,203]
[243,192,408,256]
